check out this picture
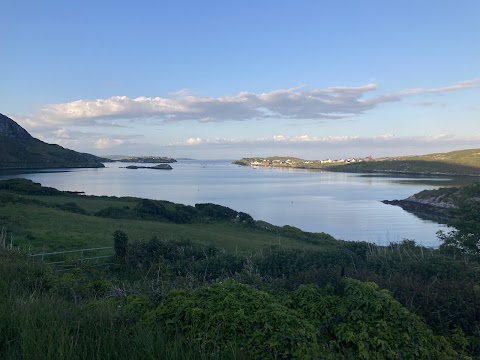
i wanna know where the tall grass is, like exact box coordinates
[0,249,249,360]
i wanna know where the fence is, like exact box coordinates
[30,246,114,269]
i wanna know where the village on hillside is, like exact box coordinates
[234,156,371,169]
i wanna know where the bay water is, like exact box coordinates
[0,160,458,247]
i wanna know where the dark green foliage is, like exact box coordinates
[134,199,198,223]
[1,240,478,359]
[236,211,254,225]
[195,203,238,220]
[95,206,135,218]
[143,279,460,359]
[251,247,303,278]
[439,182,480,256]
[193,253,246,281]
[250,223,337,245]
[250,246,358,279]
[341,240,370,260]
[0,178,63,196]
[124,236,219,274]
[276,225,336,245]
[144,281,321,359]
[114,230,129,260]
[292,279,456,359]
[117,236,480,352]
[352,242,480,347]
[134,199,167,217]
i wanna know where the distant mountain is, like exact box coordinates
[0,113,106,169]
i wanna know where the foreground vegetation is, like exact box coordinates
[1,178,480,359]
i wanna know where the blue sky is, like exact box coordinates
[2,0,479,159]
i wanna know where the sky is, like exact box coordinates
[2,0,479,160]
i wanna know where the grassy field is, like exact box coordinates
[0,180,334,254]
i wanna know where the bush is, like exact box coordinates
[114,230,128,260]
[195,203,238,220]
[143,281,320,359]
[292,278,459,359]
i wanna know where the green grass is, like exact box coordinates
[0,191,328,254]
[22,194,139,213]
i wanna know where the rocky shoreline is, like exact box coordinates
[381,198,452,224]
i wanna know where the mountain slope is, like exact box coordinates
[0,113,106,169]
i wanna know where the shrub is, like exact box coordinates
[143,281,320,358]
[114,230,129,260]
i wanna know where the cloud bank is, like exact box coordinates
[20,79,480,127]
[177,133,480,147]
[169,133,480,160]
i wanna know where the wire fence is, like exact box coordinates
[30,246,114,270]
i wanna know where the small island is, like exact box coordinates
[125,164,172,170]
[119,156,177,163]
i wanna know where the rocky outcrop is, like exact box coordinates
[382,187,462,224]
[382,199,452,224]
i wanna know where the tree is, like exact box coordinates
[113,230,128,260]
[438,183,480,257]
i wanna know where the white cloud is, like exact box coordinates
[17,78,480,128]
[178,133,480,147]
[53,128,71,138]
[94,138,125,149]
[185,137,204,145]
[159,133,480,160]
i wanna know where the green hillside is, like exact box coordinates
[0,178,336,253]
[234,149,480,176]
[329,148,480,176]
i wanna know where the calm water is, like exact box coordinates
[0,160,458,247]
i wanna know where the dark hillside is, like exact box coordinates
[0,113,106,169]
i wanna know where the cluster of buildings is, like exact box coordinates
[248,158,361,167]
